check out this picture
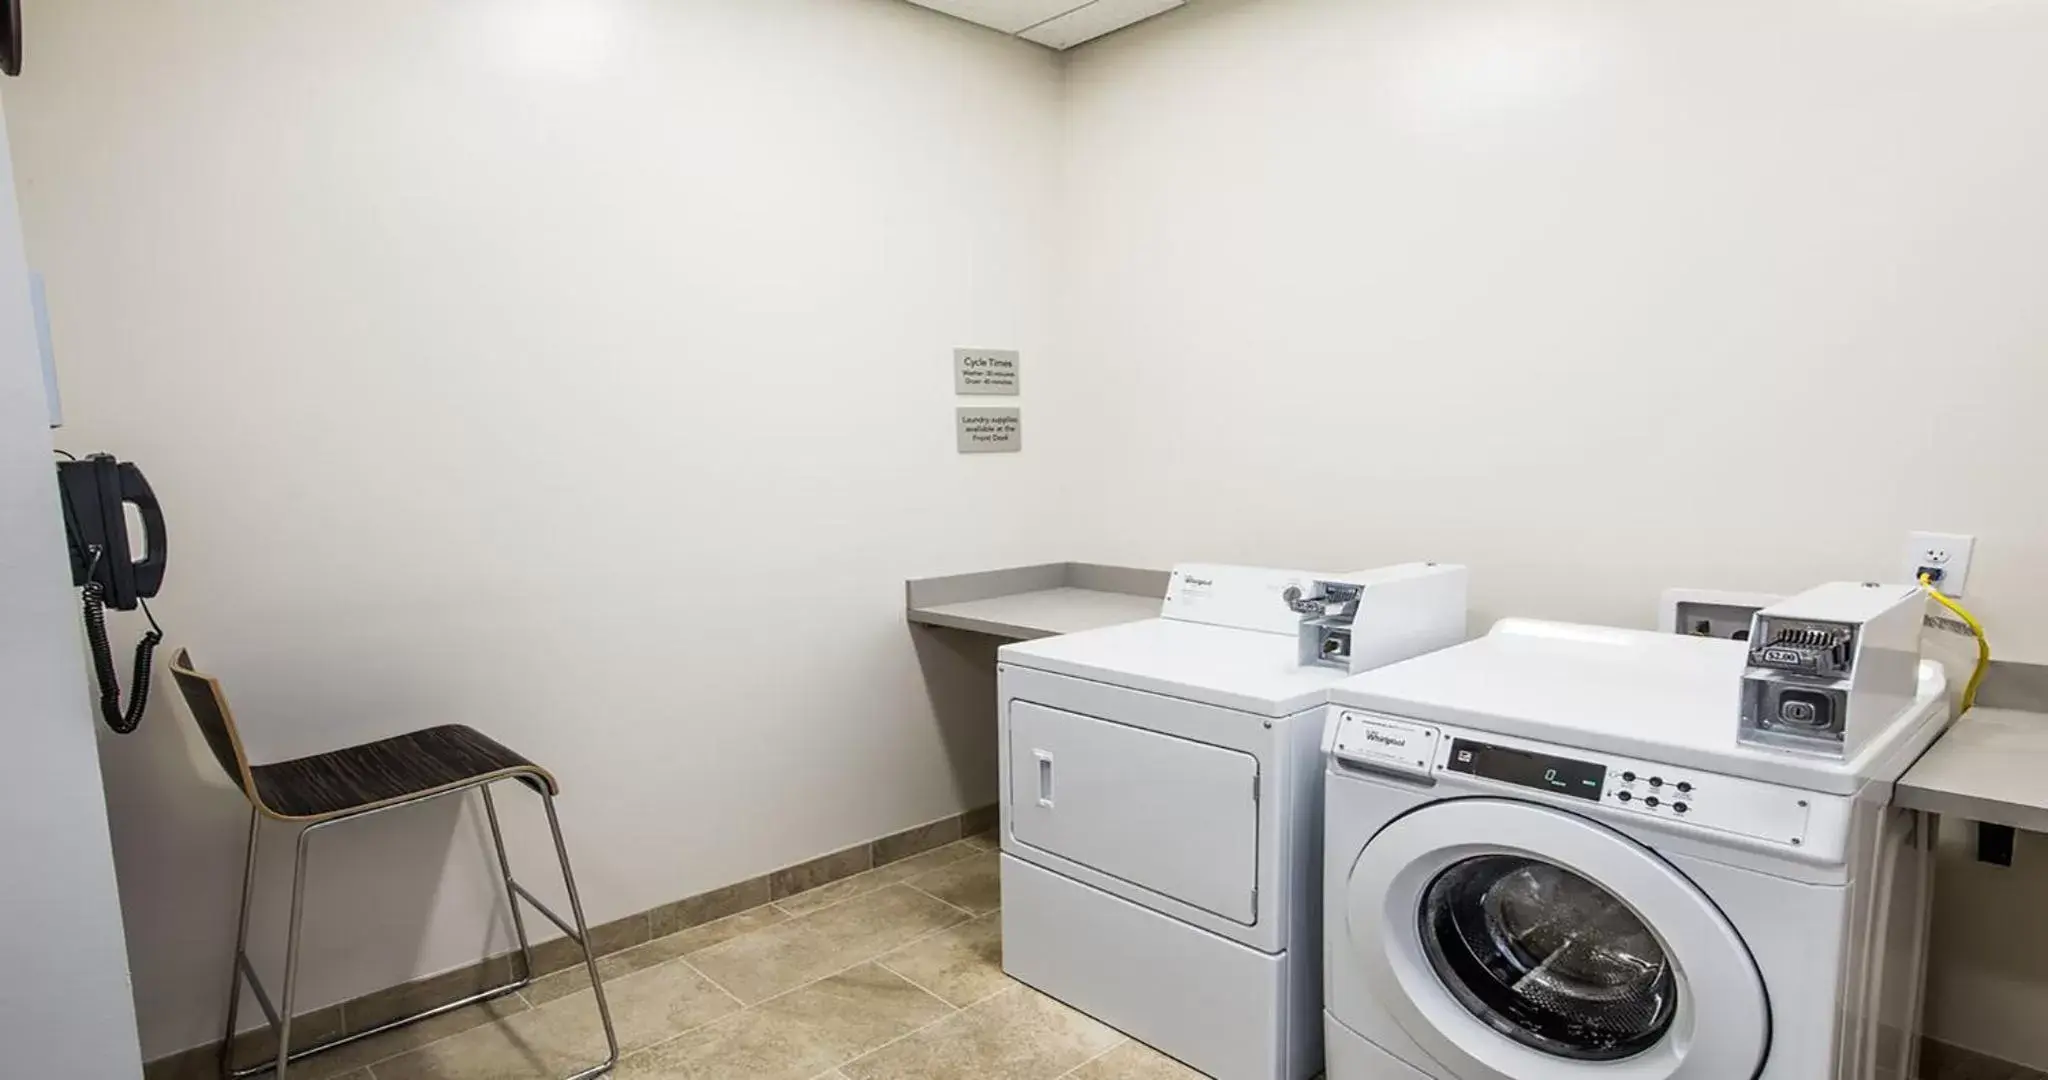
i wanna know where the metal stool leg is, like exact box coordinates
[482,785,537,981]
[221,776,602,1080]
[272,824,315,1079]
[218,808,261,1080]
[541,790,620,1078]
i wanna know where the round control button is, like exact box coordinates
[1616,791,1632,802]
[1677,781,1693,793]
[1645,796,1661,808]
[1622,771,1637,783]
[1674,802,1690,814]
[1649,777,1663,788]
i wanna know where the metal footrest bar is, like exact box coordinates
[226,976,530,1080]
[236,952,281,1030]
[509,880,583,943]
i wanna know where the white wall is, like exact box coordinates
[6,0,1066,1060]
[1060,0,2048,1067]
[1061,0,2048,653]
[0,96,146,1077]
[19,0,2048,1068]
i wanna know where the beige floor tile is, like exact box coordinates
[264,994,526,1078]
[907,851,1000,915]
[526,906,788,1005]
[962,831,999,852]
[371,956,733,1080]
[584,955,744,1054]
[368,992,614,1080]
[689,886,969,1004]
[1068,1040,1207,1080]
[657,903,791,955]
[613,964,951,1080]
[877,912,1009,1007]
[778,842,982,918]
[841,984,1121,1080]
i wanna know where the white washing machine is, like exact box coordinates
[1322,618,1951,1080]
[998,563,1468,1080]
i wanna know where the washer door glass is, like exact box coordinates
[1420,854,1678,1062]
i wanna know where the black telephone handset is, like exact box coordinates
[56,453,168,734]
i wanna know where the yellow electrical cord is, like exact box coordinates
[1920,573,1991,712]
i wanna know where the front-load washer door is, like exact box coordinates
[1008,701,1260,924]
[1345,799,1768,1080]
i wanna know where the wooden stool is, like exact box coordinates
[169,649,619,1079]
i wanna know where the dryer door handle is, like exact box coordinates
[1035,750,1055,808]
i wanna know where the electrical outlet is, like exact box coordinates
[1904,532,1975,597]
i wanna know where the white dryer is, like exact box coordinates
[998,563,1468,1080]
[1322,618,1950,1080]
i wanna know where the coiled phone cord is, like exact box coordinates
[79,550,163,735]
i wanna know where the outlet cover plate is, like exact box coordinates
[1905,532,1975,597]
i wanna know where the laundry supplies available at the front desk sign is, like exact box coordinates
[957,408,1021,453]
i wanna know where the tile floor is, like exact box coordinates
[284,834,1206,1080]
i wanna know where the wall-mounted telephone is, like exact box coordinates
[56,453,167,733]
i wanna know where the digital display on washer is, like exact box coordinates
[1445,739,1606,802]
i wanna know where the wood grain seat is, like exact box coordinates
[252,725,556,822]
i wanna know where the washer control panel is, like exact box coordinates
[1332,711,1828,851]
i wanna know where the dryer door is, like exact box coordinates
[1008,701,1260,923]
[1345,799,1768,1080]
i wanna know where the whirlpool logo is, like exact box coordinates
[1365,730,1409,748]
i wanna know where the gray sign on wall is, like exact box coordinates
[954,349,1020,395]
[957,408,1021,453]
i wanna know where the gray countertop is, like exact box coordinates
[1897,706,2048,832]
[906,563,1166,641]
